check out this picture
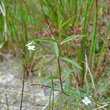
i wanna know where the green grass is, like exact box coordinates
[0,0,110,109]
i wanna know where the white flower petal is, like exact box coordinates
[26,41,35,46]
[82,97,91,105]
[82,99,85,103]
[85,97,88,100]
[27,46,35,50]
[85,102,88,105]
[88,100,91,103]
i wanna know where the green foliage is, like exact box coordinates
[61,35,86,45]
[51,35,59,57]
[60,57,82,69]
[1,0,110,109]
[61,70,79,77]
[40,76,59,86]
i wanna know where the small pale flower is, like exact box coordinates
[26,41,35,50]
[27,46,35,50]
[82,97,91,105]
[25,41,35,47]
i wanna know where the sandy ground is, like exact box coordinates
[0,53,63,110]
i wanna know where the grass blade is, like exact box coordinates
[60,57,82,69]
[61,35,86,45]
[40,76,59,86]
[61,70,79,77]
[52,35,59,57]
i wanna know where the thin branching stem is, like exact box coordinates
[20,73,25,110]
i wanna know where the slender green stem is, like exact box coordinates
[51,78,54,110]
[6,94,9,110]
[57,57,63,91]
[75,0,77,15]
[20,74,25,110]
[81,0,90,79]
[90,0,97,72]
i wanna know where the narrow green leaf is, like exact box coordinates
[60,95,65,106]
[73,41,81,62]
[61,35,86,45]
[60,15,76,30]
[61,70,78,77]
[63,89,75,94]
[51,35,59,57]
[54,87,61,91]
[64,78,68,90]
[34,38,58,43]
[79,88,86,94]
[60,57,82,69]
[58,5,61,30]
[40,76,59,86]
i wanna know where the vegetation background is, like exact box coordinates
[0,0,110,110]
